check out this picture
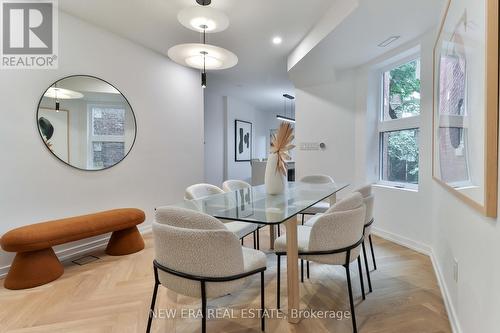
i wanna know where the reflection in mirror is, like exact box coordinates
[37,76,136,170]
[434,1,486,206]
[437,18,471,188]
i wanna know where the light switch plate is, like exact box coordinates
[299,142,321,151]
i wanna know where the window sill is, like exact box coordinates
[373,183,418,193]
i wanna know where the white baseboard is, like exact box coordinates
[430,251,462,333]
[0,224,152,279]
[372,226,432,255]
[372,227,461,333]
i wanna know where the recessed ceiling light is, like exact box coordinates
[272,36,282,45]
[378,36,400,47]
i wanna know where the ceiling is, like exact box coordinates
[59,0,333,112]
[289,0,446,86]
[60,0,445,112]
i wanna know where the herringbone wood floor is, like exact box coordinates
[0,223,451,333]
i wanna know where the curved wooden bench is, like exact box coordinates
[0,208,145,290]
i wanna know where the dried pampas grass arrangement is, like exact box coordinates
[270,122,295,176]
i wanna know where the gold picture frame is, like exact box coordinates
[432,0,499,217]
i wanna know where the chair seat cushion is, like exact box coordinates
[301,202,330,215]
[242,247,267,272]
[274,225,312,253]
[301,245,362,266]
[225,222,259,239]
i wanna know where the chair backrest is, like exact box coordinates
[222,179,251,192]
[325,191,363,214]
[308,192,365,258]
[300,174,335,184]
[363,195,374,225]
[153,207,244,298]
[355,184,372,198]
[185,183,224,200]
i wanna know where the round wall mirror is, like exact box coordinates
[37,75,136,171]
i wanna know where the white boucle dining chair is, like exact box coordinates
[147,207,267,333]
[185,183,225,200]
[303,185,376,293]
[184,183,259,248]
[354,184,376,293]
[299,174,335,224]
[222,179,263,249]
[222,179,252,192]
[274,192,366,333]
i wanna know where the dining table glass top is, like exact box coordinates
[166,181,349,225]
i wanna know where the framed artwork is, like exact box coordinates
[235,187,254,218]
[235,120,252,162]
[38,108,70,163]
[432,0,499,217]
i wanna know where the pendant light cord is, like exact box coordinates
[55,82,59,112]
[203,29,206,74]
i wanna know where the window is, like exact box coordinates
[379,58,421,187]
[88,106,126,169]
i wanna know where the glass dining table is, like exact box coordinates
[166,181,349,323]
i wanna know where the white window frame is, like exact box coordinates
[377,54,421,190]
[87,104,126,169]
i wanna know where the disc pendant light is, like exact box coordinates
[168,1,237,88]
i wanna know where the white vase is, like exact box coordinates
[265,153,286,195]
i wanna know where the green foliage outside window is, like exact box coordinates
[383,59,421,184]
[388,60,421,119]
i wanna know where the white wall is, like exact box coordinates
[294,73,357,191]
[0,12,204,271]
[204,92,278,185]
[204,90,225,186]
[293,25,500,332]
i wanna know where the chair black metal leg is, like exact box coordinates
[357,256,365,300]
[260,271,265,331]
[146,282,159,333]
[345,265,358,333]
[306,261,310,279]
[253,231,257,249]
[147,267,160,333]
[362,241,373,292]
[277,224,281,237]
[301,214,305,225]
[241,237,244,246]
[301,259,304,283]
[276,255,281,309]
[256,229,260,250]
[369,234,377,270]
[201,281,207,333]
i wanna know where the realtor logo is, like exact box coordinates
[1,0,58,69]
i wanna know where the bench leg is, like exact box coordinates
[106,226,145,256]
[4,248,63,290]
